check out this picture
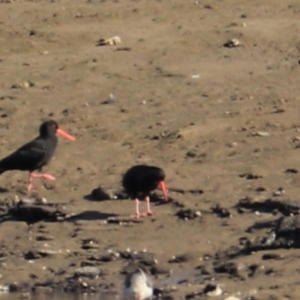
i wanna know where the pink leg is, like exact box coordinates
[130,199,141,219]
[27,173,35,191]
[27,172,56,191]
[144,196,153,216]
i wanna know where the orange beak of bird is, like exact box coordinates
[159,180,169,201]
[56,128,76,141]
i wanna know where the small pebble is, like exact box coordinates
[254,131,270,137]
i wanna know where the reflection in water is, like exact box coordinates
[0,267,200,300]
[0,292,119,300]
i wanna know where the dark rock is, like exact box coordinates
[203,283,219,294]
[248,263,267,277]
[24,249,59,260]
[74,266,101,278]
[9,282,32,293]
[237,215,300,253]
[236,197,300,216]
[262,253,284,260]
[33,285,53,294]
[175,209,201,220]
[168,253,193,263]
[195,265,211,275]
[119,251,157,267]
[81,238,99,250]
[214,261,239,276]
[153,287,176,299]
[239,173,263,180]
[63,279,101,293]
[91,187,116,201]
[35,235,54,241]
[285,168,298,174]
[186,151,197,158]
[80,260,100,267]
[255,186,266,192]
[96,253,118,262]
[8,202,67,224]
[188,189,204,195]
[211,204,231,218]
[150,265,170,275]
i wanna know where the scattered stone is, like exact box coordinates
[35,235,54,241]
[254,131,271,137]
[90,186,118,200]
[273,187,285,197]
[185,283,223,299]
[211,204,231,218]
[5,197,67,224]
[74,266,101,278]
[119,250,157,267]
[150,265,171,275]
[101,93,118,105]
[239,173,263,180]
[33,285,53,294]
[11,81,34,89]
[285,168,298,174]
[9,282,32,293]
[82,238,99,250]
[96,252,119,262]
[115,47,131,51]
[175,209,202,220]
[63,279,100,293]
[153,286,177,298]
[204,283,223,296]
[262,253,284,260]
[195,264,211,275]
[8,203,67,224]
[186,150,197,158]
[214,261,239,277]
[0,284,9,293]
[236,197,300,216]
[236,215,300,253]
[95,36,121,46]
[169,253,193,263]
[24,249,60,260]
[188,189,204,195]
[13,195,48,206]
[255,186,266,192]
[223,38,241,48]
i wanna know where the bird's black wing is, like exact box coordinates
[0,137,48,172]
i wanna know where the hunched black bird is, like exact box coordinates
[122,165,169,218]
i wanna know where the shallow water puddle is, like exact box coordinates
[0,293,118,300]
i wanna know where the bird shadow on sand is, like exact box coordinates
[0,187,9,193]
[65,210,118,221]
[83,194,103,201]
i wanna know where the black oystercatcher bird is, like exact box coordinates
[122,165,169,218]
[122,268,153,300]
[0,120,75,191]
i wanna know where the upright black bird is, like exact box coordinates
[122,165,169,218]
[0,120,75,191]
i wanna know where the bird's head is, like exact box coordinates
[40,120,76,141]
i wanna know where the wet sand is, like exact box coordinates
[1,0,300,299]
